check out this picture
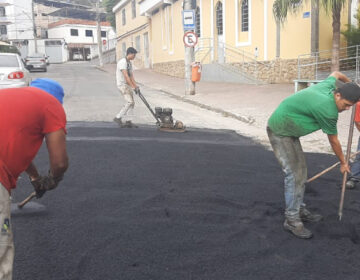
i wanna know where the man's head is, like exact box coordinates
[126,47,137,60]
[334,81,360,112]
[30,78,64,104]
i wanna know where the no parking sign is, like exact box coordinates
[183,31,198,48]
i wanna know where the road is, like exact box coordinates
[9,62,360,280]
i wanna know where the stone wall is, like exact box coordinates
[151,58,321,84]
[232,58,318,84]
[153,60,185,78]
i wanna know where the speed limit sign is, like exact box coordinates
[183,31,198,47]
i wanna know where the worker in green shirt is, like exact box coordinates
[267,71,360,239]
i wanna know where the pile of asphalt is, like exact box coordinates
[11,124,360,280]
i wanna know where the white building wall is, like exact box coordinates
[5,0,34,41]
[48,24,116,45]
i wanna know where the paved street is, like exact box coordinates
[8,62,360,280]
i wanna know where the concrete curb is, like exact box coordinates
[95,65,256,125]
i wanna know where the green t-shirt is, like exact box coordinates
[268,76,338,137]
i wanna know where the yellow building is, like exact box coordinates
[113,0,151,68]
[114,0,353,82]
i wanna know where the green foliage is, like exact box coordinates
[0,45,20,55]
[102,0,118,29]
[272,0,346,23]
[342,9,360,48]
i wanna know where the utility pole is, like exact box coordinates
[96,0,104,67]
[183,0,196,95]
[31,0,38,53]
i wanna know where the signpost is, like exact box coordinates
[183,3,196,95]
[182,10,196,31]
[183,31,198,48]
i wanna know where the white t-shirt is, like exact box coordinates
[116,58,133,87]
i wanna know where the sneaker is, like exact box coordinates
[283,218,313,239]
[346,179,356,189]
[300,208,323,223]
[113,117,122,125]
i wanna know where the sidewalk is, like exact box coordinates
[98,63,357,154]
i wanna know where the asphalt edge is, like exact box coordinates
[95,65,255,125]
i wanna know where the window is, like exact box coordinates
[241,0,248,32]
[85,30,93,37]
[216,2,223,35]
[122,9,126,25]
[101,31,106,38]
[131,0,136,18]
[122,42,126,57]
[135,36,140,52]
[0,7,5,17]
[195,7,201,37]
[0,25,7,35]
[70,29,78,36]
[45,40,62,46]
[0,55,18,67]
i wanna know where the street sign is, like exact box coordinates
[182,10,196,31]
[102,39,107,45]
[183,31,198,48]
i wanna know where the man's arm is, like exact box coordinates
[330,71,351,83]
[45,129,68,178]
[328,134,350,173]
[121,69,136,89]
[25,162,40,181]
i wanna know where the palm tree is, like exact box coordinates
[273,0,347,71]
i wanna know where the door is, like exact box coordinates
[45,40,63,63]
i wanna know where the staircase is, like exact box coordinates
[195,38,270,84]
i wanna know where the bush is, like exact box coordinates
[0,45,21,55]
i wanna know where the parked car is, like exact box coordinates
[24,53,47,72]
[73,52,83,61]
[0,52,31,89]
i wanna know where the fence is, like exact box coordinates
[297,45,360,81]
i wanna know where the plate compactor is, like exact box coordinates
[137,89,186,132]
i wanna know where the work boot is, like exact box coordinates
[345,179,357,189]
[124,120,138,128]
[113,117,123,126]
[283,217,313,239]
[300,208,323,223]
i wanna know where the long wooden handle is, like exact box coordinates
[306,150,360,183]
[17,192,37,209]
[339,105,357,220]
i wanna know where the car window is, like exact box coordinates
[0,55,19,67]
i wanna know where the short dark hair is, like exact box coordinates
[126,47,137,55]
[335,81,360,103]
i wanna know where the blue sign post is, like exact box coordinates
[183,10,196,31]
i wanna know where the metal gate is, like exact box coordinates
[45,40,64,63]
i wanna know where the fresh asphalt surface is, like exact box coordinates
[10,122,360,280]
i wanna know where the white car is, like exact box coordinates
[0,53,31,89]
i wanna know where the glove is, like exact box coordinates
[30,176,47,198]
[134,87,140,95]
[30,172,63,198]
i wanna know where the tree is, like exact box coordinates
[273,0,347,71]
[102,0,118,29]
[342,8,360,48]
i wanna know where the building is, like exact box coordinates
[114,0,357,83]
[0,0,34,42]
[112,0,151,68]
[33,0,107,39]
[48,18,116,61]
